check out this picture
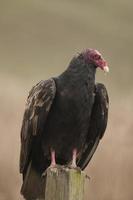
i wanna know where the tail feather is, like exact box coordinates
[21,162,46,200]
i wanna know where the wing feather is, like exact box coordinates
[20,79,56,173]
[77,83,109,169]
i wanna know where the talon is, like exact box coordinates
[68,148,80,169]
[68,165,81,172]
[42,170,47,177]
[85,174,91,180]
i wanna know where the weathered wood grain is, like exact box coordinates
[22,165,85,200]
[42,165,85,200]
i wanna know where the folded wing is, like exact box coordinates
[19,79,56,174]
[77,83,109,170]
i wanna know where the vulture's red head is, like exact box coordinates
[82,49,109,72]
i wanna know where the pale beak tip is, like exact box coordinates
[103,66,109,73]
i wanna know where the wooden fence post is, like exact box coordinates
[40,165,85,200]
[21,165,85,200]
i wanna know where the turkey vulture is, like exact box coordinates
[20,49,109,199]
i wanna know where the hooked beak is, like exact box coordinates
[103,66,109,73]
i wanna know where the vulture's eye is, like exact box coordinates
[94,54,101,60]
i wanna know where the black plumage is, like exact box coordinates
[20,49,109,199]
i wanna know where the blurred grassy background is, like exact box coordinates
[0,0,133,199]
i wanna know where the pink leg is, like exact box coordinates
[42,149,56,177]
[71,148,77,168]
[50,149,56,167]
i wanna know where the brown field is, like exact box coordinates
[0,0,133,199]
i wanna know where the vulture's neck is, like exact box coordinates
[59,58,96,86]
